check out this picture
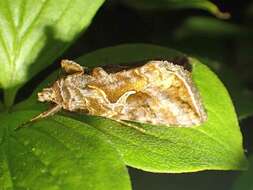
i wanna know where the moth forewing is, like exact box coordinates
[28,59,207,129]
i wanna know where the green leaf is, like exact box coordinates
[17,44,248,173]
[0,111,131,190]
[120,0,229,19]
[0,0,104,107]
[173,16,247,39]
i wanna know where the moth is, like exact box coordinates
[29,59,207,127]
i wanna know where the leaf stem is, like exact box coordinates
[3,88,17,109]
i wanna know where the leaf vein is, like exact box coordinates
[19,0,49,41]
[0,31,12,65]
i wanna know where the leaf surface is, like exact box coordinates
[0,111,131,190]
[121,0,229,18]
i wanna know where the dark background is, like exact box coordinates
[7,0,253,189]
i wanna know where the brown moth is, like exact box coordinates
[30,59,207,126]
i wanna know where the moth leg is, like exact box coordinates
[16,105,62,130]
[30,105,62,122]
[61,59,86,74]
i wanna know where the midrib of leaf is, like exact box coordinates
[81,118,238,171]
[3,0,18,84]
[99,129,229,171]
[0,121,25,190]
[21,111,218,156]
[0,135,14,190]
[2,0,66,108]
[14,0,50,90]
[0,146,14,189]
[18,0,49,39]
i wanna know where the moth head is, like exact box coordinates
[38,87,57,103]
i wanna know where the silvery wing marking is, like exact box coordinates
[32,59,207,126]
[162,61,207,123]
